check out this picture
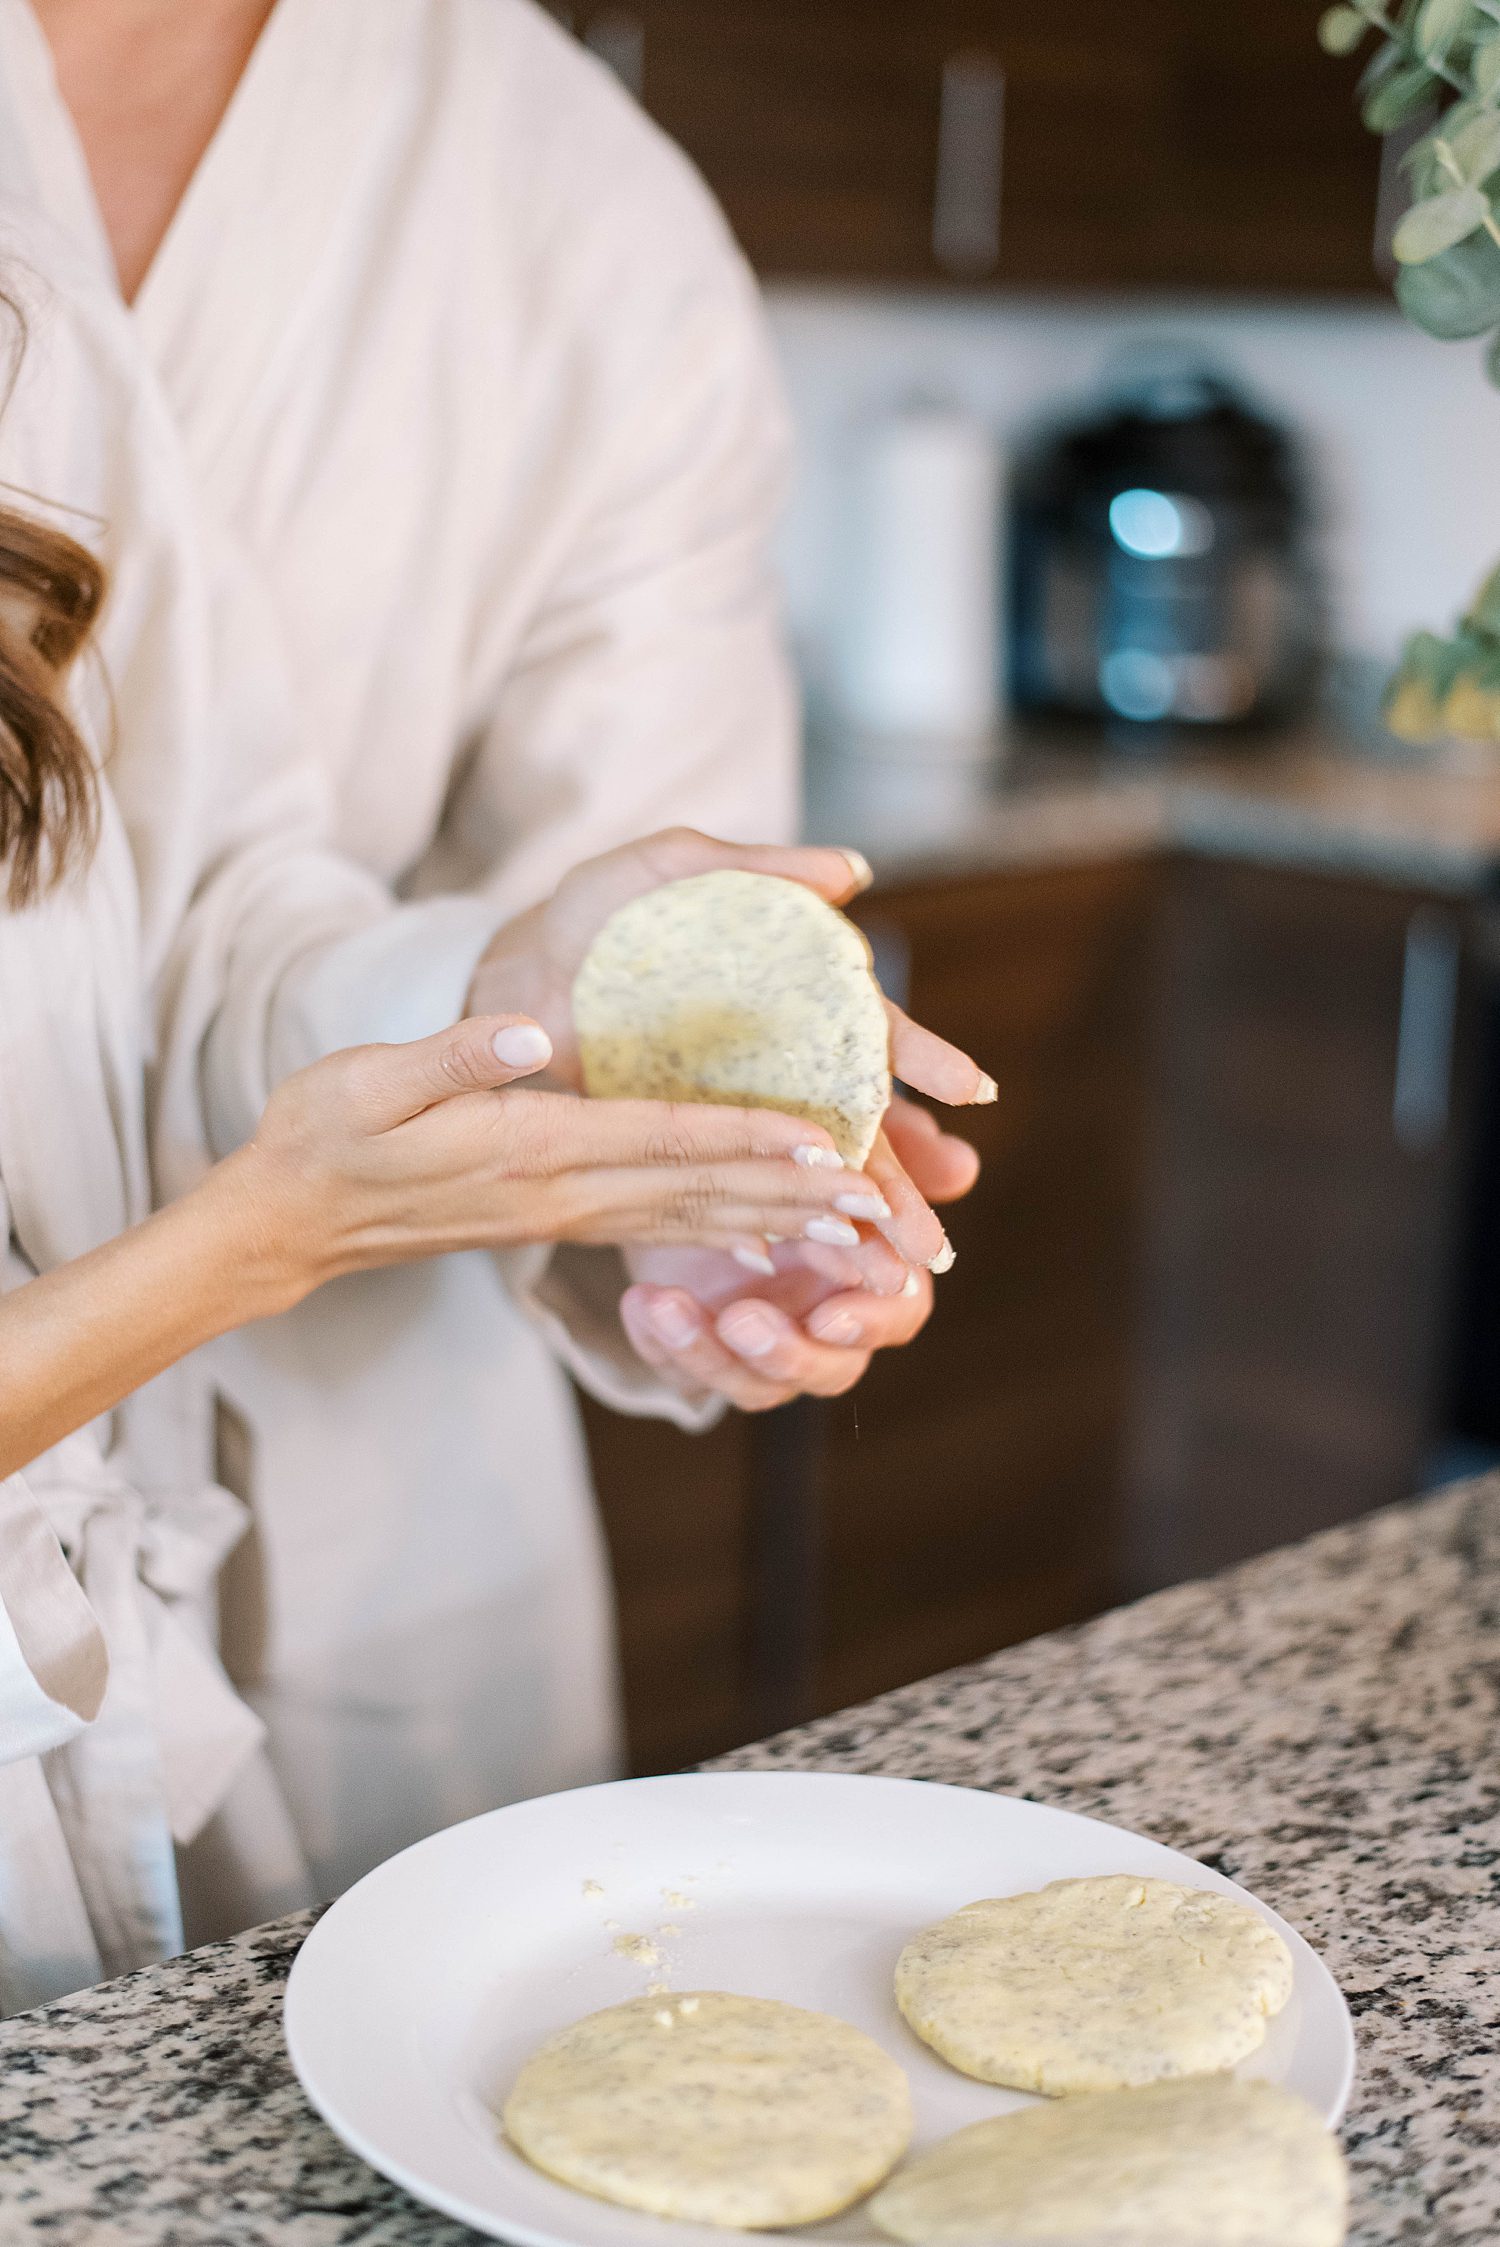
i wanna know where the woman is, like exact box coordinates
[0,0,986,1897]
[0,245,982,2010]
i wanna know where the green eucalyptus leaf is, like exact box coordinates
[1466,559,1500,635]
[1319,4,1369,51]
[1365,60,1447,132]
[1395,224,1500,330]
[1475,33,1500,92]
[1448,107,1500,178]
[1485,321,1500,380]
[1393,183,1490,256]
[1417,0,1473,55]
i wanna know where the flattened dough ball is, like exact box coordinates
[869,2076,1348,2247]
[894,1875,1294,2094]
[573,870,892,1165]
[503,1990,913,2228]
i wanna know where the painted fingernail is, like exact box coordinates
[928,1235,957,1274]
[732,1244,777,1276]
[650,1298,701,1350]
[793,1143,844,1170]
[838,847,875,894]
[806,1216,861,1247]
[902,1270,922,1298]
[720,1303,780,1359]
[973,1072,998,1104]
[811,1309,862,1346]
[492,1022,553,1067]
[834,1191,889,1221]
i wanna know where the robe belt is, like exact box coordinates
[24,1432,265,1847]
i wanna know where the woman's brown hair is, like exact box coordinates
[0,292,105,908]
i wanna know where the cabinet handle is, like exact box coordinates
[583,8,645,97]
[933,53,1004,277]
[1393,906,1460,1152]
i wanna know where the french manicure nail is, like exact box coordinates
[973,1072,999,1104]
[731,1245,777,1276]
[812,1309,862,1346]
[793,1143,844,1170]
[720,1303,780,1358]
[492,1022,553,1067]
[806,1216,861,1248]
[650,1298,701,1350]
[928,1235,957,1274]
[834,1191,889,1221]
[838,847,875,894]
[902,1270,922,1298]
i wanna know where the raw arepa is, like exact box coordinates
[869,2076,1348,2247]
[502,1990,913,2227]
[572,870,891,1164]
[894,1874,1295,2094]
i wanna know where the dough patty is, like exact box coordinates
[573,869,892,1166]
[503,1990,913,2228]
[894,1874,1295,2094]
[869,2075,1348,2247]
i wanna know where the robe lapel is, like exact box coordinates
[132,0,409,484]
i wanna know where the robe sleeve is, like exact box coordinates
[408,209,800,1423]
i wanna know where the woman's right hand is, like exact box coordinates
[226,1013,882,1302]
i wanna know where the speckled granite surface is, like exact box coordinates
[3,1476,1498,2244]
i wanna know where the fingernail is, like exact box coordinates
[811,1308,862,1346]
[492,1022,552,1067]
[928,1235,956,1274]
[838,847,874,894]
[806,1216,860,1247]
[834,1191,889,1221]
[720,1303,780,1359]
[649,1298,701,1350]
[973,1071,998,1105]
[793,1143,844,1170]
[902,1270,922,1298]
[731,1244,777,1276]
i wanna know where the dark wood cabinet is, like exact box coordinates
[1128,858,1475,1591]
[559,0,1382,292]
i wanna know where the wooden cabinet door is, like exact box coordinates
[817,856,1156,1714]
[570,2,960,284]
[1130,858,1473,1592]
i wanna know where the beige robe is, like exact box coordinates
[0,0,797,1908]
[0,225,424,2007]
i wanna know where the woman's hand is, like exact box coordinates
[613,1092,979,1411]
[234,1012,891,1294]
[464,827,996,1115]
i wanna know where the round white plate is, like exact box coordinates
[284,1770,1354,2246]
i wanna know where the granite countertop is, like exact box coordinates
[805,726,1500,895]
[4,1475,1499,2245]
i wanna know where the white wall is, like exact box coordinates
[764,285,1500,690]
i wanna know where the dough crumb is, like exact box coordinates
[581,1879,603,1900]
[613,1933,660,1967]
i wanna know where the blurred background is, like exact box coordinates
[543,1,1500,1772]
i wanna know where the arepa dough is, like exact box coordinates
[894,1874,1294,2094]
[572,870,891,1165]
[869,2075,1347,2246]
[503,1990,912,2228]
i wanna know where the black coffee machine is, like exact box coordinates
[1009,355,1322,737]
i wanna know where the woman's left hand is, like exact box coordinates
[465,826,995,1115]
[621,1246,935,1411]
[616,1092,977,1409]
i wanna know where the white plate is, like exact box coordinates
[284,1771,1354,2246]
